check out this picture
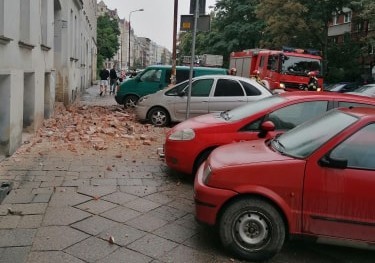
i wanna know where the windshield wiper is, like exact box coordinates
[271,136,286,154]
[220,110,231,120]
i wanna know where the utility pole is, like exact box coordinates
[171,0,178,85]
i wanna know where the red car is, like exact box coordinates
[194,107,375,261]
[164,92,375,175]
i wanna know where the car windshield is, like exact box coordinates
[281,55,322,76]
[223,95,286,121]
[355,85,375,95]
[272,110,358,158]
[325,83,346,91]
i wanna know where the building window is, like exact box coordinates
[344,12,351,23]
[0,0,4,36]
[41,0,48,46]
[332,15,338,25]
[20,0,31,43]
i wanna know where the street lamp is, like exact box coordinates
[128,8,144,70]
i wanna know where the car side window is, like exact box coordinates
[165,81,188,96]
[214,79,244,97]
[140,69,162,82]
[338,101,375,108]
[265,101,328,130]
[240,81,262,96]
[190,79,214,97]
[329,123,375,170]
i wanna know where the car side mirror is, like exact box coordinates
[258,121,275,138]
[319,155,348,169]
[178,90,186,97]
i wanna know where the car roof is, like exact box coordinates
[279,91,375,103]
[339,106,375,118]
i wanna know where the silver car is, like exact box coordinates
[135,75,273,126]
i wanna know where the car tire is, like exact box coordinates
[148,107,170,127]
[123,95,139,109]
[219,197,285,262]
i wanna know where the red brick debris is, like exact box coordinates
[17,102,169,155]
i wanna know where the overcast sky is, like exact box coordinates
[101,0,217,51]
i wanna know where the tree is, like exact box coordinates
[97,14,120,69]
[178,0,263,67]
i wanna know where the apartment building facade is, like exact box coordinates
[328,7,374,80]
[0,0,97,157]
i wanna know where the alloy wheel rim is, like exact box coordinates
[151,111,166,126]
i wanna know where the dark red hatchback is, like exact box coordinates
[194,107,375,262]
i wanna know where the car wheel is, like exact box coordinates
[123,95,139,109]
[148,107,170,127]
[192,149,214,176]
[219,198,285,262]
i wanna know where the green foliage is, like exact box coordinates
[97,14,120,68]
[178,0,263,67]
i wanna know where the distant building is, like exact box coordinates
[328,7,374,81]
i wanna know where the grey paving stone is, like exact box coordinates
[123,197,161,213]
[76,171,102,179]
[119,185,158,197]
[17,215,43,229]
[71,215,120,236]
[32,193,52,203]
[75,199,118,215]
[100,206,141,223]
[40,176,64,187]
[0,229,36,247]
[62,179,90,187]
[0,203,48,215]
[48,191,91,207]
[104,171,129,179]
[148,205,188,223]
[121,171,154,179]
[18,181,42,189]
[26,251,85,263]
[2,188,35,204]
[126,213,168,232]
[42,206,91,226]
[98,224,146,246]
[144,193,175,205]
[153,222,198,243]
[101,191,138,205]
[127,234,178,259]
[65,236,118,263]
[0,215,21,228]
[117,178,143,186]
[91,178,117,186]
[32,226,89,251]
[77,185,117,198]
[174,213,201,231]
[0,246,30,263]
[98,247,153,263]
[167,198,195,214]
[160,244,218,263]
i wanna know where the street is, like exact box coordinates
[0,85,374,263]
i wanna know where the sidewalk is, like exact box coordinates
[0,85,228,263]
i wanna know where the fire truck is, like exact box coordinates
[229,47,323,91]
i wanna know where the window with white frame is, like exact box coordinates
[332,14,338,25]
[344,12,351,23]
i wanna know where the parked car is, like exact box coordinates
[194,106,375,262]
[115,65,228,108]
[164,92,375,175]
[348,83,375,98]
[324,82,361,93]
[135,75,273,127]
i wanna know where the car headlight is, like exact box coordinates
[168,128,195,141]
[138,95,149,103]
[279,83,285,89]
[202,164,212,184]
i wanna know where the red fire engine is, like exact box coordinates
[229,47,323,91]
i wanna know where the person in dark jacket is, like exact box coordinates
[99,66,110,96]
[109,65,118,95]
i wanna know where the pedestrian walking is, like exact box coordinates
[109,65,118,95]
[99,66,109,96]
